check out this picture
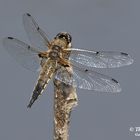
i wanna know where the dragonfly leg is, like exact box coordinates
[59,58,70,67]
[38,52,49,58]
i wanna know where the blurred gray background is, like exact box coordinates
[0,0,139,139]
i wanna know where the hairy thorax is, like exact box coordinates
[48,38,72,61]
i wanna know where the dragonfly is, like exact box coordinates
[3,13,133,108]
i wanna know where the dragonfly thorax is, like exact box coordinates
[49,45,62,60]
[52,45,62,52]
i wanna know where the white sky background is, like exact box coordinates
[0,0,139,139]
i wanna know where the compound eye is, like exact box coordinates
[58,34,66,39]
[56,32,72,44]
[67,34,72,43]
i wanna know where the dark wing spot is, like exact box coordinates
[38,53,42,58]
[121,52,128,56]
[111,78,118,83]
[96,51,99,54]
[26,13,31,17]
[28,45,31,50]
[37,27,40,30]
[8,37,14,40]
[85,69,88,72]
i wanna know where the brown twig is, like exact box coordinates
[53,66,78,140]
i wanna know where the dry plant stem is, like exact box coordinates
[53,68,78,140]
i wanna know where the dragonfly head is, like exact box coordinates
[55,32,72,44]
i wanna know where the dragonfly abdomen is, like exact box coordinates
[27,60,57,108]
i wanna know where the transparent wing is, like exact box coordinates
[3,37,42,72]
[66,48,133,68]
[23,13,50,51]
[55,65,121,92]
